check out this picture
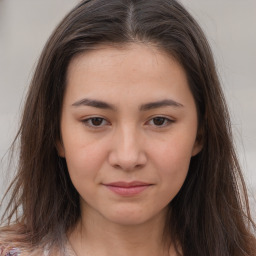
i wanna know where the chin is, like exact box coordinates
[107,214,151,226]
[102,204,166,227]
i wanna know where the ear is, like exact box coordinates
[191,140,203,156]
[191,125,204,156]
[56,140,65,158]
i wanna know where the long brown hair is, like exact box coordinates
[1,0,255,255]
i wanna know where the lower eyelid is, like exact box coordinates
[146,117,175,127]
[81,117,110,127]
[80,116,174,127]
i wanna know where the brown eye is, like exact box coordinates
[153,117,166,126]
[147,116,174,127]
[90,117,104,126]
[82,117,109,128]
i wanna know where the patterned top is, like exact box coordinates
[1,248,21,256]
[1,241,76,256]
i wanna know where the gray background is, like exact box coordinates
[0,0,255,217]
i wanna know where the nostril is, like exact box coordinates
[108,151,147,171]
[108,131,147,171]
[113,164,121,170]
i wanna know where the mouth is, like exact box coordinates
[102,181,153,196]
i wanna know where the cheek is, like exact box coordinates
[64,138,107,182]
[150,134,195,191]
[158,151,191,204]
[152,136,194,170]
[64,143,107,202]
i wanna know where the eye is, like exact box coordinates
[82,117,109,128]
[147,116,174,127]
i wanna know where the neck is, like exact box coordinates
[68,207,175,256]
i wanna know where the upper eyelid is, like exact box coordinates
[81,115,108,121]
[81,117,110,127]
[146,115,175,122]
[148,117,173,122]
[80,115,175,125]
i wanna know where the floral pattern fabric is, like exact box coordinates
[1,248,21,256]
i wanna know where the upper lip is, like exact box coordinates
[103,181,152,187]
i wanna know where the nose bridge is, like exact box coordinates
[109,123,146,170]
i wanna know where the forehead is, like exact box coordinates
[68,44,163,73]
[64,43,193,108]
[67,44,186,81]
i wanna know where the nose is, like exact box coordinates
[108,126,147,171]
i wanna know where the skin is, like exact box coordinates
[58,43,202,256]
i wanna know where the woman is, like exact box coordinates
[0,0,255,255]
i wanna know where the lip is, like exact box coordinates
[103,181,152,196]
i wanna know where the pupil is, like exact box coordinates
[92,118,103,126]
[153,117,165,126]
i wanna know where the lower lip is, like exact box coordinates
[104,185,150,196]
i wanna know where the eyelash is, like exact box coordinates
[146,116,174,127]
[81,116,174,129]
[81,117,110,128]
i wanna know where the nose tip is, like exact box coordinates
[108,130,147,171]
[109,151,147,171]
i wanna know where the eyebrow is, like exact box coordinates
[72,98,116,110]
[140,99,184,111]
[71,98,183,110]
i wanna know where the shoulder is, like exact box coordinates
[0,246,48,256]
[0,226,46,256]
[1,247,21,256]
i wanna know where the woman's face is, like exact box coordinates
[58,44,201,226]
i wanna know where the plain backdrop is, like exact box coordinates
[0,0,255,217]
